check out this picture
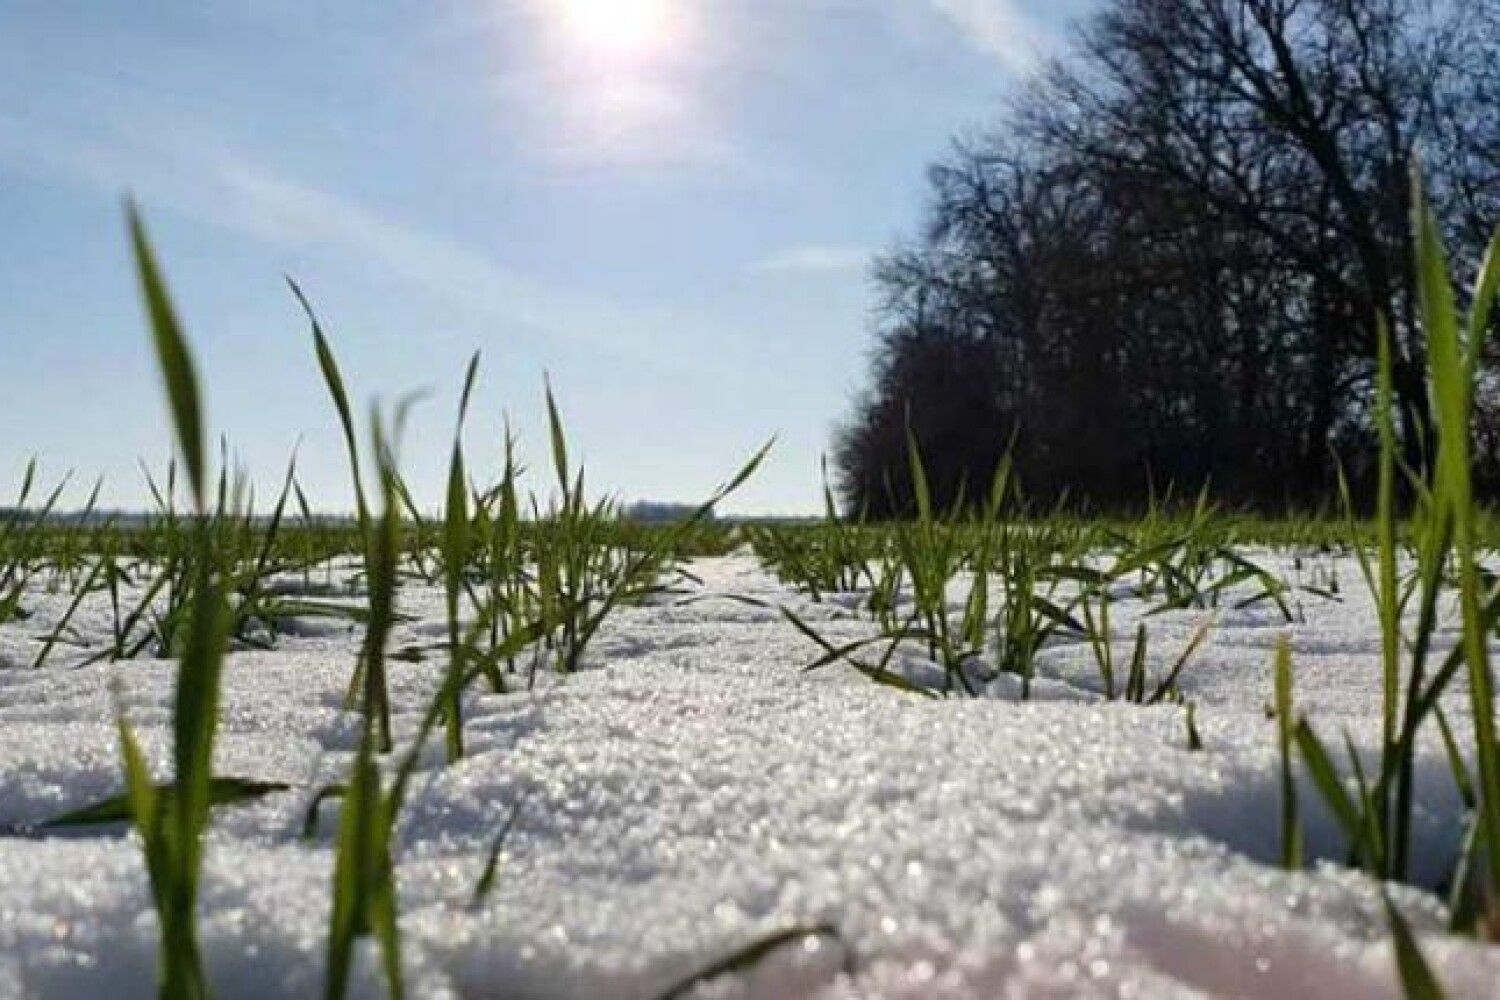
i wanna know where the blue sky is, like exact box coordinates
[0,0,1093,514]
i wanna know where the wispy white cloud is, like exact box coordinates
[0,99,699,364]
[749,244,869,275]
[494,73,745,173]
[920,0,1049,73]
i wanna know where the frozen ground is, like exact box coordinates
[0,552,1494,998]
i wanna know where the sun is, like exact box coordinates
[554,0,676,61]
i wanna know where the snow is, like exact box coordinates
[0,552,1495,998]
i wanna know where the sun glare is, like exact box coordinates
[555,0,676,61]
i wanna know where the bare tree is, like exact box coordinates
[838,0,1499,515]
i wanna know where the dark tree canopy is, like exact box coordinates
[837,0,1500,518]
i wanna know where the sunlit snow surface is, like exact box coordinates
[0,553,1494,998]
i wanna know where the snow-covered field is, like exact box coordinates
[0,552,1493,998]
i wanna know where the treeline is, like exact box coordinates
[837,0,1500,516]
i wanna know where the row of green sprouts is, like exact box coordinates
[754,459,1286,704]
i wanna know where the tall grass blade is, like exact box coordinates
[128,203,206,509]
[652,925,851,1000]
[287,277,371,537]
[1383,894,1447,1000]
[1274,636,1303,870]
[1412,167,1500,914]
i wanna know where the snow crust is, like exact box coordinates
[0,552,1494,998]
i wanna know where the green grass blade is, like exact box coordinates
[1274,636,1303,870]
[171,561,231,880]
[470,802,523,907]
[41,778,290,829]
[324,737,380,1000]
[1465,226,1500,379]
[1412,166,1500,909]
[544,377,570,498]
[442,425,471,761]
[1383,894,1447,1000]
[300,784,348,841]
[287,276,370,536]
[116,712,159,841]
[1145,616,1214,705]
[1292,721,1364,857]
[904,422,932,523]
[127,203,207,508]
[652,925,850,1000]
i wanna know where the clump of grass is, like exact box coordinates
[744,457,878,600]
[515,383,771,678]
[1299,174,1500,891]
[777,434,1006,696]
[1273,169,1500,993]
[0,460,73,625]
[775,439,1239,705]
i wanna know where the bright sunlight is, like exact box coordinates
[554,0,678,61]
